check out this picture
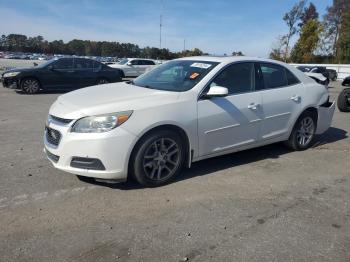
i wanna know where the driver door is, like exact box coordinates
[42,58,78,89]
[197,62,263,156]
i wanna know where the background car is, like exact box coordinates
[342,75,350,86]
[325,68,338,81]
[296,66,330,87]
[1,57,124,94]
[109,58,156,77]
[337,76,350,112]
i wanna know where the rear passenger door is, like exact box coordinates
[129,59,142,76]
[74,58,94,88]
[257,63,302,140]
[139,60,155,75]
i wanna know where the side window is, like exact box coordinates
[93,61,102,71]
[210,62,255,95]
[75,59,93,69]
[144,60,155,65]
[286,69,300,86]
[260,63,288,89]
[53,58,74,70]
[130,60,139,65]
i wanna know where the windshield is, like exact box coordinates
[133,60,219,92]
[118,59,129,65]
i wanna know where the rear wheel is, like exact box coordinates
[21,78,40,94]
[337,88,350,112]
[131,130,185,187]
[285,111,316,150]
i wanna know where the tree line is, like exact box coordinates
[0,34,205,60]
[270,0,350,64]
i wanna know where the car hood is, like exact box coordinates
[2,67,37,75]
[50,82,180,119]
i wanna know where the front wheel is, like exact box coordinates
[131,130,185,187]
[21,78,40,94]
[285,112,316,150]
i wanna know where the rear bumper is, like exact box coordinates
[316,101,335,134]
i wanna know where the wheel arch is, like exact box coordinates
[127,124,192,177]
[288,106,318,138]
[19,76,42,87]
[19,76,43,92]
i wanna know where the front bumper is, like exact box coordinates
[316,101,335,134]
[2,76,19,89]
[44,119,137,180]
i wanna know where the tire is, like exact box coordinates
[337,88,350,112]
[131,130,185,187]
[20,77,40,94]
[96,78,109,85]
[285,111,317,151]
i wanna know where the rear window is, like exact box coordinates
[75,59,93,69]
[260,63,288,89]
[53,58,73,69]
[286,69,300,85]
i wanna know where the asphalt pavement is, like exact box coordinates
[0,82,349,262]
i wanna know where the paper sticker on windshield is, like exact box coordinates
[190,63,212,69]
[189,72,200,79]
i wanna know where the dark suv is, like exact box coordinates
[1,57,124,94]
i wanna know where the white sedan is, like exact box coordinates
[109,58,156,77]
[44,57,335,186]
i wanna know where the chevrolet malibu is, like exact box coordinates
[44,57,335,186]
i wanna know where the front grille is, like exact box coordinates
[46,149,60,163]
[49,115,73,125]
[46,127,61,146]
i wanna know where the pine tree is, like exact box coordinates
[290,20,322,63]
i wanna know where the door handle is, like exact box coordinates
[248,103,260,110]
[291,95,301,102]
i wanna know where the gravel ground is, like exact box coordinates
[0,81,349,262]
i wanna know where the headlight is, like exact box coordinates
[71,111,133,133]
[3,72,20,77]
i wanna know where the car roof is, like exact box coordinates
[128,58,155,61]
[177,56,288,65]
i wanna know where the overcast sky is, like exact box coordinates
[0,0,331,57]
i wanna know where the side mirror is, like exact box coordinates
[205,86,228,98]
[126,62,132,66]
[47,65,54,71]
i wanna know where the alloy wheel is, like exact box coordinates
[142,138,180,181]
[22,79,39,93]
[296,116,315,146]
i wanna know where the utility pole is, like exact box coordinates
[159,0,163,49]
[183,39,186,52]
